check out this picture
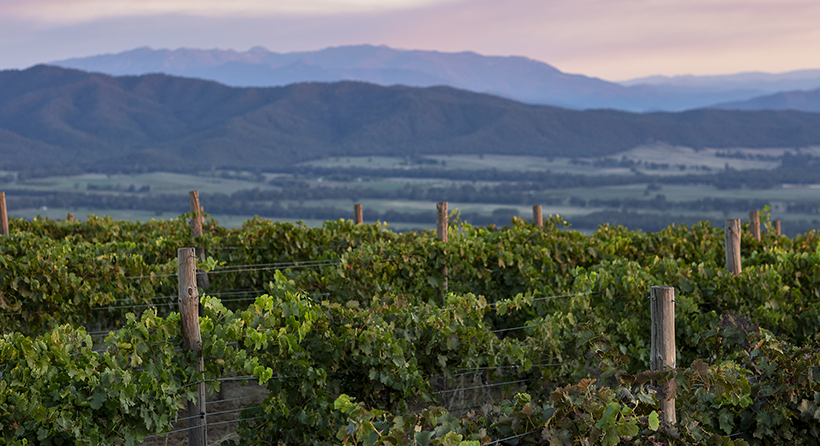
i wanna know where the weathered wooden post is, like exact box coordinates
[66,212,74,222]
[650,285,677,425]
[189,191,209,289]
[190,191,203,237]
[436,202,448,295]
[0,192,8,237]
[532,205,543,227]
[773,220,781,236]
[749,210,760,241]
[354,204,363,224]
[178,247,206,446]
[724,219,742,276]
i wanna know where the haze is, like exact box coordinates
[1,0,819,80]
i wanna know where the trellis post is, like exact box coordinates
[724,219,742,276]
[189,191,209,289]
[0,192,8,237]
[436,202,448,295]
[354,204,363,224]
[749,210,760,241]
[178,247,206,446]
[650,285,677,425]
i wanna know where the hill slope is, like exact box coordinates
[711,88,820,113]
[3,65,820,172]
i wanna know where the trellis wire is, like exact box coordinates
[483,428,541,445]
[112,289,268,303]
[454,362,562,376]
[434,379,530,395]
[141,415,265,439]
[207,393,269,406]
[173,404,263,424]
[213,259,339,271]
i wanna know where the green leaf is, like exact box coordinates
[334,394,354,412]
[90,390,106,410]
[719,408,734,434]
[415,430,434,446]
[601,428,619,446]
[648,411,660,431]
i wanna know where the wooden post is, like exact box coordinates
[436,202,448,242]
[436,202,448,294]
[532,205,543,227]
[189,191,209,289]
[66,212,74,222]
[725,219,742,276]
[0,192,7,237]
[354,204,363,224]
[178,248,206,446]
[749,210,760,241]
[773,220,781,236]
[189,191,203,238]
[650,286,677,425]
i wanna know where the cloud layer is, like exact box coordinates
[1,0,819,79]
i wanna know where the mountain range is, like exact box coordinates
[3,65,820,173]
[712,88,820,113]
[50,45,820,113]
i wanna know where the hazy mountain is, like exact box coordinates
[3,65,820,173]
[49,45,815,112]
[619,70,820,113]
[620,69,820,93]
[710,88,820,113]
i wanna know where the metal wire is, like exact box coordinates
[488,291,596,308]
[124,254,393,280]
[216,375,257,382]
[213,259,338,271]
[212,297,259,304]
[91,301,179,311]
[203,262,343,276]
[141,415,265,439]
[167,374,298,393]
[207,393,269,406]
[490,325,536,334]
[482,428,541,445]
[454,363,561,376]
[112,289,267,303]
[435,379,530,395]
[173,404,263,424]
[125,272,177,280]
[112,294,176,303]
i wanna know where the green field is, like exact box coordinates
[4,144,820,234]
[299,144,820,176]
[7,171,275,195]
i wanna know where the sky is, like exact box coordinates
[1,0,819,80]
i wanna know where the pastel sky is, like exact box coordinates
[1,0,819,80]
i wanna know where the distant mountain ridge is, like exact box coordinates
[711,88,820,113]
[50,45,820,112]
[3,65,820,173]
[620,70,820,92]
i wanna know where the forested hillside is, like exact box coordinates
[3,65,820,172]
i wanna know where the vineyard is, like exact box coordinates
[2,204,820,446]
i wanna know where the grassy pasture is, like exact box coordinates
[4,144,820,233]
[299,144,820,176]
[7,172,275,196]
